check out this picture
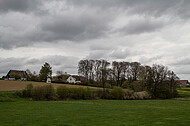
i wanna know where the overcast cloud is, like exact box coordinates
[0,0,190,80]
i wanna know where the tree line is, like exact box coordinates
[78,60,180,98]
[26,62,52,82]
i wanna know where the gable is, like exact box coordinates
[6,70,28,78]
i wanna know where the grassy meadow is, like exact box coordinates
[1,89,190,126]
[178,87,190,98]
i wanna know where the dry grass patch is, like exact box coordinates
[0,80,101,91]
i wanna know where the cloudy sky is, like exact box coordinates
[0,0,190,79]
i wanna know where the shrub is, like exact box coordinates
[105,83,112,88]
[57,86,69,99]
[93,90,104,99]
[131,81,145,92]
[111,86,124,100]
[22,84,33,97]
[31,85,55,100]
[123,89,135,100]
[68,88,86,99]
[15,91,23,97]
[57,87,94,100]
[135,91,150,100]
[84,88,94,100]
[122,80,132,89]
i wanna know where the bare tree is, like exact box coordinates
[78,60,90,81]
[112,61,127,86]
[94,60,101,82]
[88,60,95,82]
[151,64,168,97]
[129,62,141,82]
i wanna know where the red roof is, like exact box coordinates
[179,80,189,87]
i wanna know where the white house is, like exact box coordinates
[46,78,51,83]
[67,76,76,83]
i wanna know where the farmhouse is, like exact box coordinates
[179,80,189,87]
[46,78,51,83]
[66,75,85,84]
[67,76,76,83]
[4,70,28,81]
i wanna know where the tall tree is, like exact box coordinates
[40,62,52,81]
[129,62,141,82]
[100,60,110,88]
[112,61,126,86]
[78,60,90,81]
[151,64,168,97]
[94,60,101,82]
[88,60,95,82]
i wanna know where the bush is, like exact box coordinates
[135,91,150,100]
[23,84,33,97]
[57,87,94,100]
[84,88,94,100]
[31,85,55,100]
[57,86,69,99]
[122,80,132,89]
[105,83,112,88]
[123,89,135,100]
[131,81,145,92]
[69,88,86,99]
[111,86,124,100]
[15,91,23,97]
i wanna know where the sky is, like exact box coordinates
[0,0,190,79]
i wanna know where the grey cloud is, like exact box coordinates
[119,19,164,35]
[86,48,130,60]
[66,0,190,18]
[139,55,163,64]
[0,5,113,49]
[40,12,111,42]
[0,0,40,13]
[170,58,190,66]
[27,55,79,74]
[89,44,114,51]
[86,50,109,60]
[110,49,130,59]
[0,55,79,77]
[0,57,27,76]
[1,0,189,49]
[174,65,190,75]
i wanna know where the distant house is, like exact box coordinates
[67,76,76,83]
[46,78,51,83]
[179,80,189,87]
[66,75,85,84]
[5,70,28,81]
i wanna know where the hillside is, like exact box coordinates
[0,80,101,91]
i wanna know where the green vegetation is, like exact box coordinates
[0,91,26,102]
[78,60,179,99]
[177,87,190,99]
[39,62,52,81]
[57,86,93,100]
[0,98,190,126]
[1,88,190,126]
[18,84,150,100]
[111,86,124,99]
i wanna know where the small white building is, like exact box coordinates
[46,78,51,83]
[67,76,76,83]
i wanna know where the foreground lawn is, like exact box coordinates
[0,99,190,126]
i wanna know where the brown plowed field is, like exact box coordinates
[0,80,101,91]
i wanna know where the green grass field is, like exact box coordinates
[178,87,190,98]
[1,89,190,126]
